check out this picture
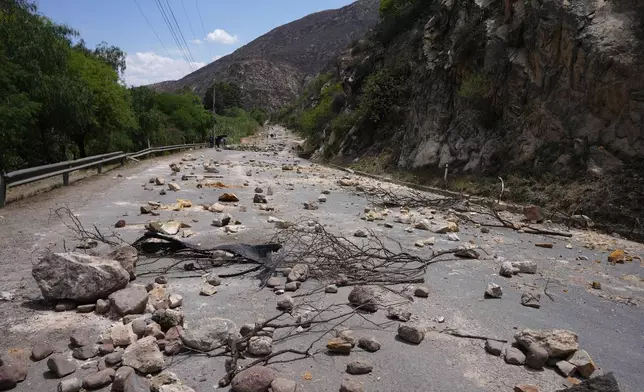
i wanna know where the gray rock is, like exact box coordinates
[346,360,373,375]
[33,252,130,303]
[123,314,145,325]
[318,194,327,202]
[212,213,232,227]
[76,304,95,313]
[514,329,579,357]
[111,324,137,347]
[414,286,430,298]
[556,372,619,392]
[55,301,76,311]
[499,261,517,277]
[31,342,54,361]
[206,273,222,286]
[284,282,300,292]
[81,360,97,370]
[387,307,412,322]
[511,261,537,274]
[200,283,218,296]
[72,345,98,360]
[70,331,91,347]
[568,349,597,378]
[155,276,168,284]
[287,264,309,282]
[336,329,356,346]
[99,343,114,355]
[230,366,275,392]
[240,323,255,337]
[485,283,503,298]
[96,299,110,314]
[484,340,504,356]
[269,378,296,392]
[112,366,135,392]
[253,194,267,204]
[325,284,339,293]
[555,360,577,377]
[168,294,183,309]
[481,227,490,233]
[0,360,27,390]
[348,286,378,313]
[105,351,124,366]
[276,295,294,310]
[179,317,237,352]
[266,277,281,288]
[358,336,381,352]
[504,347,526,365]
[247,336,272,356]
[122,336,164,374]
[109,286,148,316]
[152,309,184,331]
[327,338,352,354]
[47,355,77,377]
[521,292,541,308]
[132,319,147,337]
[144,323,165,340]
[525,343,548,369]
[108,245,139,281]
[57,377,81,392]
[164,327,183,356]
[82,368,115,389]
[398,324,424,344]
[353,229,368,238]
[340,378,364,392]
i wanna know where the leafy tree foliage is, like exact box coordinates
[203,81,242,114]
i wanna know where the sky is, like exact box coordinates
[37,0,356,86]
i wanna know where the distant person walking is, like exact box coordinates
[208,135,214,148]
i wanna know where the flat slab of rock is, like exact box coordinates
[179,317,236,352]
[47,355,77,378]
[109,286,149,316]
[327,338,352,354]
[346,360,373,375]
[122,336,164,374]
[31,342,54,361]
[231,366,275,392]
[72,345,98,360]
[82,368,115,389]
[515,329,579,357]
[32,252,129,303]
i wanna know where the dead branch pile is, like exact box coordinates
[365,184,465,209]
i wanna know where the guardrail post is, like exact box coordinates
[97,162,103,174]
[63,172,70,186]
[0,173,6,208]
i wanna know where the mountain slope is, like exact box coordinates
[150,0,380,110]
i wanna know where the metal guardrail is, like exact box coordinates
[0,143,207,207]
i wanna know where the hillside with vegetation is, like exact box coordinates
[0,0,263,173]
[279,0,644,234]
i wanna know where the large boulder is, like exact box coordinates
[108,245,138,281]
[179,317,237,352]
[109,286,149,316]
[32,253,129,303]
[231,366,275,392]
[122,336,164,374]
[515,329,579,358]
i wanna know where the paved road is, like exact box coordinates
[1,127,642,392]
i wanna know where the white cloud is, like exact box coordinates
[205,29,239,44]
[190,39,203,45]
[124,52,205,87]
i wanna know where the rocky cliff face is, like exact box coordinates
[333,0,644,177]
[150,0,380,111]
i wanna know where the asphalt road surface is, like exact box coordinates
[1,126,642,392]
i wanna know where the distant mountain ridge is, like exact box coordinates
[149,0,380,110]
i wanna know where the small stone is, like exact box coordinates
[287,264,309,282]
[95,299,110,314]
[47,355,77,377]
[514,385,539,392]
[112,366,135,392]
[499,261,518,277]
[556,360,577,377]
[132,319,147,337]
[346,360,373,375]
[397,324,424,344]
[348,286,378,312]
[481,227,490,233]
[212,213,232,227]
[155,276,168,284]
[270,378,297,392]
[168,183,180,191]
[72,345,98,360]
[521,292,541,308]
[282,164,293,171]
[437,316,445,323]
[168,294,183,309]
[325,284,338,293]
[447,233,460,241]
[318,194,327,203]
[277,295,294,310]
[247,336,273,356]
[284,282,300,292]
[327,338,352,354]
[274,289,285,295]
[115,220,126,228]
[414,286,430,298]
[218,193,239,202]
[56,301,76,312]
[266,277,281,288]
[303,201,318,210]
[485,283,503,298]
[140,205,153,214]
[31,342,54,361]
[230,366,275,392]
[206,273,222,286]
[568,349,597,378]
[485,340,504,356]
[76,304,95,313]
[99,343,114,355]
[246,170,252,176]
[57,377,82,392]
[357,336,381,352]
[387,307,412,322]
[121,336,164,374]
[336,329,356,346]
[384,222,394,228]
[591,281,601,290]
[70,330,91,347]
[432,221,459,233]
[111,324,137,347]
[109,286,149,316]
[82,368,115,389]
[254,187,263,193]
[525,343,548,369]
[512,260,537,274]
[144,323,165,340]
[200,283,218,296]
[340,378,364,392]
[504,347,526,365]
[253,194,267,203]
[353,229,368,237]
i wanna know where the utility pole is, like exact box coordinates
[212,82,216,143]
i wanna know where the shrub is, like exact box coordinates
[458,73,490,99]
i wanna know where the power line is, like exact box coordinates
[180,0,205,63]
[195,0,213,61]
[154,0,195,71]
[132,0,172,59]
[163,0,198,66]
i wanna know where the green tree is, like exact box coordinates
[203,81,242,114]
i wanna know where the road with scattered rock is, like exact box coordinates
[0,125,643,392]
